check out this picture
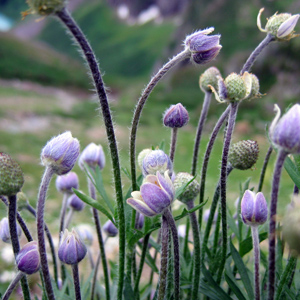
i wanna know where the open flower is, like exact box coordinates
[127,171,175,217]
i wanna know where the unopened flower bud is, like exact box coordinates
[0,153,24,196]
[228,140,259,170]
[173,172,200,203]
[185,28,222,64]
[75,224,94,246]
[0,217,22,243]
[270,104,300,154]
[241,190,268,226]
[257,8,300,41]
[25,0,66,16]
[79,143,105,170]
[137,149,152,170]
[56,172,79,194]
[163,103,189,128]
[16,241,40,275]
[142,150,173,177]
[68,193,85,211]
[58,228,87,265]
[103,220,118,237]
[199,66,221,93]
[41,131,80,175]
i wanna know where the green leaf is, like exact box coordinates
[284,156,300,190]
[73,189,116,226]
[239,232,268,257]
[225,271,247,300]
[230,240,254,299]
[227,208,239,240]
[123,275,135,300]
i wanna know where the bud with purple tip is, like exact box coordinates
[16,241,40,275]
[103,220,118,237]
[0,217,22,243]
[269,104,300,154]
[79,143,105,170]
[241,190,268,226]
[68,193,86,211]
[41,131,80,175]
[58,229,87,265]
[127,171,175,217]
[163,103,189,128]
[184,28,222,65]
[56,172,79,194]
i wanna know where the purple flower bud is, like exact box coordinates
[75,224,94,246]
[79,143,105,170]
[41,131,80,175]
[68,193,85,211]
[0,217,22,243]
[241,190,268,226]
[163,103,189,128]
[135,214,145,230]
[16,241,40,275]
[56,172,79,194]
[127,171,174,217]
[270,104,300,154]
[58,228,87,265]
[142,149,173,177]
[185,28,222,65]
[103,220,118,237]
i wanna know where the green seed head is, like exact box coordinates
[266,13,292,36]
[26,0,66,15]
[199,67,221,93]
[225,73,247,101]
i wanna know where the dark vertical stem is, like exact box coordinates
[198,105,230,229]
[72,264,82,300]
[163,209,180,300]
[169,128,178,163]
[251,226,261,300]
[212,203,221,257]
[187,200,201,300]
[56,9,125,298]
[191,91,212,176]
[268,150,288,300]
[2,271,25,300]
[217,102,239,283]
[258,146,273,192]
[157,216,169,300]
[37,166,55,300]
[240,34,275,74]
[91,252,101,300]
[59,193,69,239]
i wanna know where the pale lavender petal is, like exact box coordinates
[277,15,299,38]
[254,192,268,224]
[127,198,157,217]
[156,171,174,200]
[241,190,255,224]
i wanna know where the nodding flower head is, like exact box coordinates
[199,66,221,93]
[79,143,105,170]
[58,228,87,265]
[16,241,40,275]
[209,72,261,103]
[184,28,222,65]
[0,217,22,243]
[269,104,300,154]
[68,193,85,211]
[56,172,79,194]
[103,220,118,237]
[142,149,173,177]
[41,131,80,175]
[24,0,66,16]
[127,171,175,217]
[257,8,300,41]
[0,153,24,196]
[241,190,268,226]
[163,103,189,128]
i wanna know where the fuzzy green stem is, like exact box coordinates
[191,91,212,176]
[257,145,273,192]
[91,252,101,300]
[56,9,125,298]
[72,264,82,300]
[2,271,25,300]
[169,127,178,163]
[251,226,261,300]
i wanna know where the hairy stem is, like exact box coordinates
[169,128,178,163]
[2,271,25,300]
[257,145,273,192]
[251,226,261,300]
[59,193,69,238]
[72,264,82,300]
[91,252,101,300]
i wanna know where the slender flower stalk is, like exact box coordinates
[91,252,101,300]
[55,9,125,298]
[169,127,178,162]
[2,271,25,300]
[257,145,273,192]
[251,226,261,300]
[59,193,69,238]
[72,264,82,300]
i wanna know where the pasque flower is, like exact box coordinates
[127,171,175,217]
[56,172,79,194]
[16,241,40,275]
[269,104,300,154]
[79,143,105,170]
[0,217,22,243]
[103,220,118,237]
[184,28,222,64]
[68,193,86,211]
[163,103,189,128]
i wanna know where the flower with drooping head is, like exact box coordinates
[173,172,200,204]
[142,149,173,177]
[163,103,189,128]
[127,171,175,217]
[0,217,22,243]
[58,228,87,265]
[24,0,66,16]
[68,193,85,211]
[56,172,79,194]
[209,72,261,103]
[41,131,80,175]
[75,224,94,246]
[269,104,300,154]
[199,66,221,93]
[184,28,222,64]
[241,190,268,226]
[16,241,40,275]
[78,143,105,170]
[228,140,259,170]
[103,220,118,237]
[0,153,24,196]
[257,8,299,41]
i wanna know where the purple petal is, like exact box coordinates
[277,15,299,38]
[189,34,221,52]
[156,171,174,200]
[254,192,268,224]
[192,46,222,64]
[127,198,157,217]
[241,190,255,224]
